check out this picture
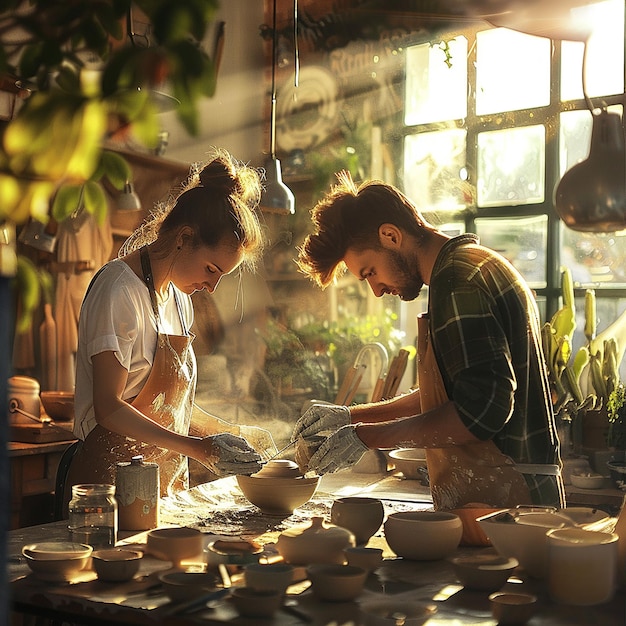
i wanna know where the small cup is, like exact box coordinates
[243,562,295,593]
[230,587,283,618]
[489,592,537,624]
[330,497,384,545]
[547,527,619,606]
[343,546,383,571]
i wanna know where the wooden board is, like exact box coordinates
[10,423,75,444]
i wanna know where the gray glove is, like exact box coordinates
[291,403,351,442]
[204,433,262,476]
[307,424,369,475]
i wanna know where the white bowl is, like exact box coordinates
[449,554,519,591]
[306,563,368,602]
[230,587,284,618]
[489,592,537,624]
[146,527,204,567]
[388,448,428,480]
[22,543,93,582]
[92,548,142,582]
[384,511,462,561]
[22,542,92,560]
[158,570,219,602]
[570,473,606,489]
[236,474,319,516]
[359,600,437,626]
[477,509,575,578]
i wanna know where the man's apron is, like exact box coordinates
[67,248,196,498]
[417,313,532,510]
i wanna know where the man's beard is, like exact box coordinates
[388,248,424,301]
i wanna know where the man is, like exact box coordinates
[292,172,564,509]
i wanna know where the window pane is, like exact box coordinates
[561,0,625,102]
[477,125,545,207]
[403,129,467,211]
[476,28,550,115]
[561,227,626,287]
[475,215,548,288]
[404,37,468,126]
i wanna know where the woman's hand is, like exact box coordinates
[199,433,263,476]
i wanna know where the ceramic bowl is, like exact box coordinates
[230,587,283,618]
[146,527,204,567]
[306,563,368,602]
[344,546,384,571]
[158,570,219,602]
[477,509,575,579]
[607,460,626,490]
[244,562,295,593]
[489,592,538,624]
[384,510,463,561]
[39,391,74,421]
[92,548,142,582]
[570,472,606,489]
[236,474,320,516]
[330,496,384,545]
[22,542,92,560]
[359,600,438,626]
[388,448,428,480]
[205,539,263,567]
[449,554,519,591]
[253,459,302,478]
[22,543,93,582]
[559,506,610,527]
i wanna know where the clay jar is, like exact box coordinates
[276,516,355,565]
[330,497,385,546]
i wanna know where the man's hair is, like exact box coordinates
[297,171,429,288]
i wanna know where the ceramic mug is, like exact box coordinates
[330,497,384,545]
[547,527,619,606]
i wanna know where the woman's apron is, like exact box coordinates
[67,248,196,499]
[417,313,532,510]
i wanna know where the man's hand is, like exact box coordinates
[201,433,262,476]
[291,403,351,442]
[307,424,369,474]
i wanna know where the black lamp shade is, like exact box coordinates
[554,110,626,232]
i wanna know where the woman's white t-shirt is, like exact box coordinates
[73,258,194,440]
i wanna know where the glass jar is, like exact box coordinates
[68,484,118,548]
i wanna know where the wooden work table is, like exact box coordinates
[8,472,626,626]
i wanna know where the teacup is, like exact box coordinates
[330,497,384,545]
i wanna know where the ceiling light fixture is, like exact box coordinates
[117,181,142,212]
[554,37,626,232]
[260,0,295,215]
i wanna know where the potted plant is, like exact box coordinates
[607,382,626,489]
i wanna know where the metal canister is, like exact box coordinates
[115,455,159,531]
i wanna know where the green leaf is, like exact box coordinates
[83,180,108,225]
[51,183,83,222]
[129,98,160,147]
[101,150,132,190]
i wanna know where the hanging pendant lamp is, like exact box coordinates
[553,31,626,233]
[260,0,295,215]
[554,109,626,232]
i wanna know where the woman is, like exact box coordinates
[68,149,267,497]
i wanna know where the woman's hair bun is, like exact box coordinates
[199,160,237,195]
